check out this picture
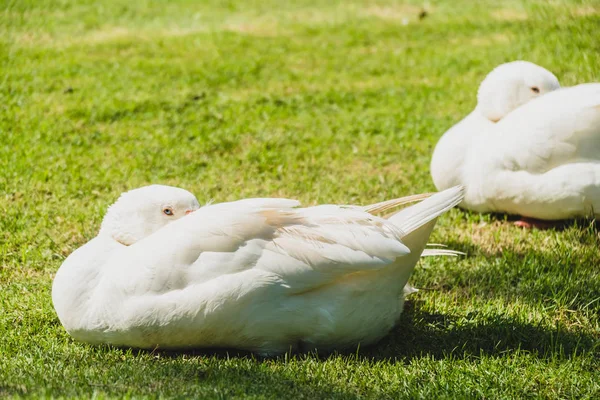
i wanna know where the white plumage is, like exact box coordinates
[431,61,600,220]
[52,185,463,355]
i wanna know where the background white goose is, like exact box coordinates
[52,185,463,355]
[431,61,600,227]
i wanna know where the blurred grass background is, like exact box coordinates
[1,0,599,398]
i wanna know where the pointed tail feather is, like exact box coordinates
[421,249,465,257]
[387,186,464,237]
[423,243,465,257]
[362,192,432,216]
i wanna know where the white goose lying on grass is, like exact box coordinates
[52,184,463,355]
[431,61,600,228]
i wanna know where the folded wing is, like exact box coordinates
[495,84,600,172]
[109,198,414,296]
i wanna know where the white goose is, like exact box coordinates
[431,61,600,227]
[52,184,463,355]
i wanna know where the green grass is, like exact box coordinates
[1,0,599,397]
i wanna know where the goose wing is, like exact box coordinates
[106,198,412,296]
[493,83,600,172]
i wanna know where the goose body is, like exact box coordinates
[431,61,600,220]
[52,185,463,355]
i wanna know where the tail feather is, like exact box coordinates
[387,186,464,237]
[363,193,432,216]
[421,249,465,257]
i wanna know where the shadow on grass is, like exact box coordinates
[1,354,363,399]
[430,237,600,311]
[361,299,599,361]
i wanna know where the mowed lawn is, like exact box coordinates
[1,0,599,398]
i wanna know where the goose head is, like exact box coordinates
[476,61,560,122]
[99,185,200,245]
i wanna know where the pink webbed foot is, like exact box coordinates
[513,217,562,230]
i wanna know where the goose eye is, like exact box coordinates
[163,207,174,216]
[531,86,540,94]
